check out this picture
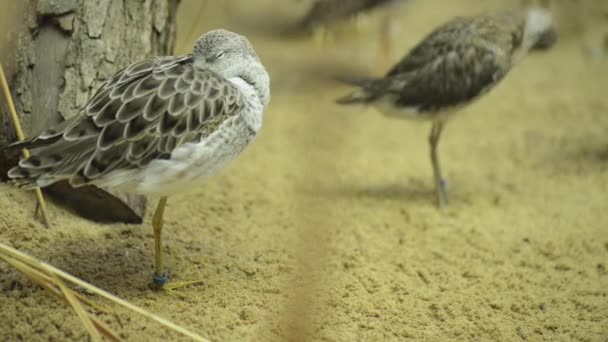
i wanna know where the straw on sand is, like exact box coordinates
[0,62,51,228]
[0,242,210,342]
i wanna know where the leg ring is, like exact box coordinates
[152,272,169,287]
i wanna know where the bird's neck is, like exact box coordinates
[238,59,270,107]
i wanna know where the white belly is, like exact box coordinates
[373,96,459,122]
[372,96,432,121]
[134,115,257,195]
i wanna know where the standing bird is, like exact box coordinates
[299,0,407,68]
[336,7,554,208]
[4,29,271,289]
[300,0,402,28]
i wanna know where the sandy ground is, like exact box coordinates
[1,0,608,340]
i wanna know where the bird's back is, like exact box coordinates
[337,11,528,116]
[5,56,253,193]
[387,12,523,77]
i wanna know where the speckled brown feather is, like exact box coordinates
[336,9,540,114]
[7,56,246,188]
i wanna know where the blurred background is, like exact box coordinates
[1,1,607,341]
[175,0,608,85]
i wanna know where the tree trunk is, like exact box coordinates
[0,0,180,223]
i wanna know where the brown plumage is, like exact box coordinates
[3,29,271,289]
[6,55,245,190]
[336,7,555,208]
[299,0,408,69]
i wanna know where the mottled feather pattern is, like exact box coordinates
[336,10,534,115]
[8,55,246,189]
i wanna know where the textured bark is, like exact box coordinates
[0,2,26,145]
[1,0,180,223]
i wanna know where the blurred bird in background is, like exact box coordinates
[523,0,557,50]
[298,0,409,69]
[336,4,556,208]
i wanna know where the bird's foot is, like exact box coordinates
[152,271,169,287]
[149,272,204,297]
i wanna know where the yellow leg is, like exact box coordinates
[429,121,448,209]
[150,196,204,294]
[152,196,168,286]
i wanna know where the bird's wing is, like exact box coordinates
[382,17,513,112]
[8,56,247,188]
[385,17,474,76]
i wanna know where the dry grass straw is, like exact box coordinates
[0,242,211,341]
[0,62,51,228]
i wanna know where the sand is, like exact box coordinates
[1,0,607,340]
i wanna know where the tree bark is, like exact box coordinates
[0,0,180,223]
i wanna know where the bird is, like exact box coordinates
[4,29,271,290]
[299,0,401,28]
[299,0,407,69]
[335,6,555,208]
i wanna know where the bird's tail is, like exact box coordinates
[1,110,83,188]
[2,139,52,190]
[1,130,68,189]
[334,76,382,105]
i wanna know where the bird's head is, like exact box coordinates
[523,6,554,50]
[192,29,260,77]
[192,29,270,106]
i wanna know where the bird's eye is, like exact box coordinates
[215,51,225,60]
